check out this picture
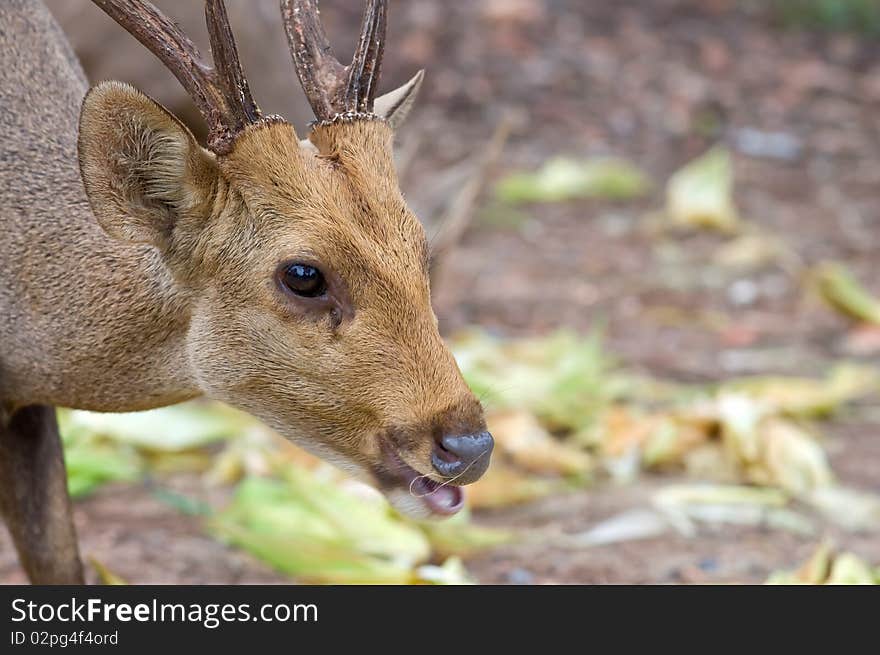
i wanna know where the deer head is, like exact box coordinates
[76,0,493,517]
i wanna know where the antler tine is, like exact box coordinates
[281,0,389,122]
[92,0,262,154]
[280,0,347,120]
[344,0,387,113]
[204,0,262,128]
[92,1,217,118]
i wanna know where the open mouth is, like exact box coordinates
[379,448,464,516]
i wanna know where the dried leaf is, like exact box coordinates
[89,557,128,585]
[827,553,877,585]
[666,146,740,232]
[767,541,832,584]
[654,483,789,508]
[467,463,568,509]
[723,364,878,418]
[751,418,833,495]
[654,484,812,536]
[596,407,710,468]
[488,409,592,475]
[415,557,475,585]
[716,394,834,495]
[716,393,766,462]
[805,487,880,532]
[767,542,879,585]
[813,261,880,325]
[568,509,671,546]
[715,232,793,270]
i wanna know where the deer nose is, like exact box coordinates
[431,431,494,484]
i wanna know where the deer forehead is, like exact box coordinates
[214,121,429,283]
[221,119,399,198]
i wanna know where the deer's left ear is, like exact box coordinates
[374,70,424,129]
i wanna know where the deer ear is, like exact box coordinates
[78,81,218,249]
[374,70,424,130]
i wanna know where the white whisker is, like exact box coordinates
[407,446,492,498]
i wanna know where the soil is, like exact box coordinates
[2,0,879,584]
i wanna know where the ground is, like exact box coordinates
[2,0,879,584]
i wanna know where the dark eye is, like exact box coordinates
[281,263,326,298]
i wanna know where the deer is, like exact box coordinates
[0,0,494,584]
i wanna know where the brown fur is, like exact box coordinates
[0,0,486,583]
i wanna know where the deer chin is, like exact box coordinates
[375,448,465,519]
[264,424,464,518]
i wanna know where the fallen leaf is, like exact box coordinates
[419,511,513,558]
[64,402,250,452]
[805,487,880,532]
[60,431,142,498]
[715,232,793,270]
[452,328,620,434]
[813,261,880,325]
[567,509,671,546]
[654,483,789,508]
[467,463,569,509]
[414,557,474,585]
[496,157,651,204]
[488,409,592,475]
[767,541,878,585]
[89,557,128,585]
[767,541,832,584]
[716,395,834,495]
[654,484,812,537]
[827,553,877,585]
[750,418,834,495]
[723,364,879,418]
[666,146,740,232]
[209,469,432,584]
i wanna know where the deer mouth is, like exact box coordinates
[378,448,465,516]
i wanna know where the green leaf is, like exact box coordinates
[209,472,432,583]
[62,438,141,498]
[61,402,251,453]
[496,157,651,204]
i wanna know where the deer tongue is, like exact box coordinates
[380,446,465,516]
[411,476,464,516]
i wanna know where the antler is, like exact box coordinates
[280,0,388,122]
[91,0,263,154]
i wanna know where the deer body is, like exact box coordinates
[1,1,197,413]
[0,0,493,584]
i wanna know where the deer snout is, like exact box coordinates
[431,431,494,485]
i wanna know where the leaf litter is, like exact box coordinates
[766,541,879,585]
[57,326,879,583]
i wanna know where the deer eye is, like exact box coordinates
[281,263,326,298]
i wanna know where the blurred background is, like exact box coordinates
[2,0,878,584]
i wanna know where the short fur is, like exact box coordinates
[0,0,486,583]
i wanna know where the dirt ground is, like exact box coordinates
[2,0,879,584]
